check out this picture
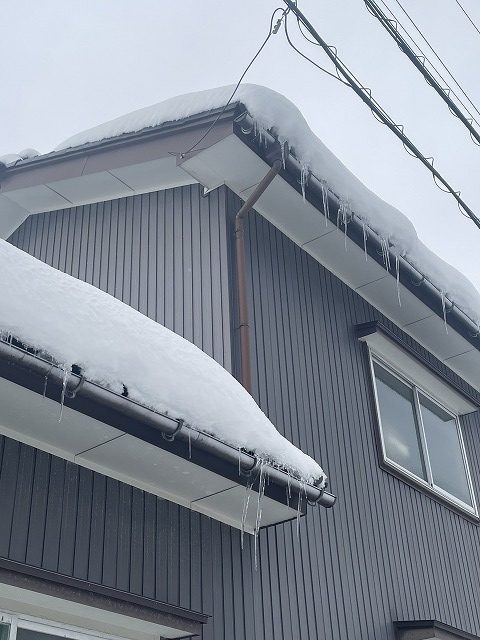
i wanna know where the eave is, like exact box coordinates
[0,339,334,535]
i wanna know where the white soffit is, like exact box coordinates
[183,136,480,393]
[0,376,297,533]
[0,584,189,640]
[109,157,194,193]
[0,157,196,226]
[0,195,29,240]
[2,186,72,217]
[359,331,476,415]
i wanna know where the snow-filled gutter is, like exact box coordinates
[0,337,336,510]
[233,110,480,354]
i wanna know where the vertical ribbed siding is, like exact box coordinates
[8,185,232,371]
[3,186,480,640]
[240,199,480,640]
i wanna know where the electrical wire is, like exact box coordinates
[281,0,480,229]
[180,7,288,158]
[284,14,349,86]
[454,0,480,37]
[377,0,480,128]
[391,0,480,119]
[364,0,480,145]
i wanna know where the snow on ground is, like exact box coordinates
[0,238,324,483]
[57,84,480,325]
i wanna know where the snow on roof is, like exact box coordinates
[56,84,480,327]
[0,238,324,483]
[0,149,40,167]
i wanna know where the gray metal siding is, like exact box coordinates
[8,185,232,371]
[241,199,480,640]
[3,185,480,639]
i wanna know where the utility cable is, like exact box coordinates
[284,14,349,86]
[180,7,288,158]
[281,0,480,229]
[364,0,480,145]
[380,0,480,127]
[454,0,480,37]
[391,0,480,120]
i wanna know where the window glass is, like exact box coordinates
[373,362,426,480]
[0,624,10,640]
[419,394,472,506]
[16,630,70,640]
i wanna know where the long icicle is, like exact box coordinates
[395,254,402,307]
[58,367,69,423]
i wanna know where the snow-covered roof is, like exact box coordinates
[0,149,40,167]
[55,84,480,327]
[0,238,324,483]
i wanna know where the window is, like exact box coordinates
[0,623,10,640]
[0,614,124,640]
[371,356,476,514]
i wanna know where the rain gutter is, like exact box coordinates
[233,110,480,355]
[0,338,336,509]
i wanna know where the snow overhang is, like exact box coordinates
[0,339,335,535]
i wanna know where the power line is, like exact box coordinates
[385,0,480,122]
[284,14,349,86]
[280,0,480,229]
[454,0,480,37]
[364,0,480,145]
[180,7,287,158]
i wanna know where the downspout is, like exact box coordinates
[235,158,283,393]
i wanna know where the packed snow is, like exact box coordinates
[0,238,324,483]
[56,84,480,325]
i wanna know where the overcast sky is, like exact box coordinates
[2,0,479,291]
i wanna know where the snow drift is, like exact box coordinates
[0,239,324,483]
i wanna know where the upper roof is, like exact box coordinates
[0,84,479,393]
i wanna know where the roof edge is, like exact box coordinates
[232,108,480,355]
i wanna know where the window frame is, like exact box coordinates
[0,611,126,640]
[368,350,478,517]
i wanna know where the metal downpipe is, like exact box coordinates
[235,159,283,394]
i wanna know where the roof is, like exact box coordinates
[0,84,479,394]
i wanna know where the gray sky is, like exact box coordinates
[2,0,479,291]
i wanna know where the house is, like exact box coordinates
[0,84,479,640]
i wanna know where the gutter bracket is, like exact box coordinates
[162,418,185,442]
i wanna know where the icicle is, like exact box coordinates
[188,428,192,459]
[238,446,242,476]
[254,462,267,570]
[337,199,351,248]
[320,180,330,226]
[58,367,69,423]
[362,222,368,261]
[380,237,391,271]
[296,480,305,539]
[286,470,292,508]
[281,140,287,170]
[43,373,49,399]
[395,254,402,307]
[300,164,309,203]
[240,480,253,551]
[440,292,449,334]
